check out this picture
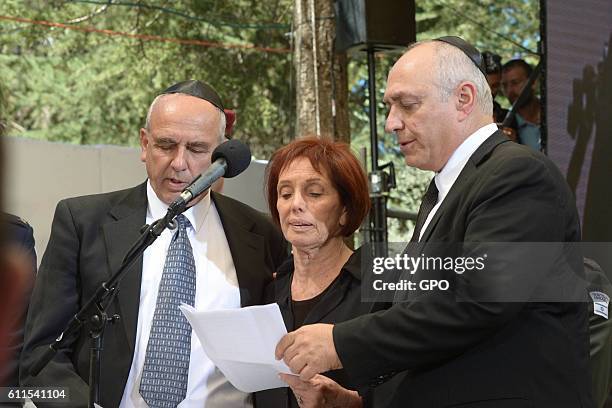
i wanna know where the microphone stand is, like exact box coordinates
[365,47,396,258]
[29,202,188,408]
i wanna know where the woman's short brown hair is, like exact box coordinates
[265,137,370,237]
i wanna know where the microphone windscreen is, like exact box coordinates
[211,139,252,178]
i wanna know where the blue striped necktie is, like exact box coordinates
[139,214,196,407]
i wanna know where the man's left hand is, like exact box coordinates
[275,323,342,380]
[279,373,362,408]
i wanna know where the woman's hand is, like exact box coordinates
[279,373,362,408]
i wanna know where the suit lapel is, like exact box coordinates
[212,192,266,307]
[102,182,148,353]
[419,131,509,243]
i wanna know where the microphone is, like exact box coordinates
[168,139,251,214]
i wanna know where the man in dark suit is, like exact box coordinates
[20,80,287,407]
[276,38,594,407]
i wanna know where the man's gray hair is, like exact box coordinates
[407,40,493,115]
[144,94,227,142]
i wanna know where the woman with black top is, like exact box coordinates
[254,137,383,408]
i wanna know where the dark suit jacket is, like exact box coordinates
[254,248,388,408]
[20,183,287,408]
[333,132,594,407]
[584,258,612,407]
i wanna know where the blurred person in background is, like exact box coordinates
[482,50,518,142]
[0,104,36,407]
[502,59,542,150]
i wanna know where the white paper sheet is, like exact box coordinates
[180,303,295,392]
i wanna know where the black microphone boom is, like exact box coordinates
[168,139,251,214]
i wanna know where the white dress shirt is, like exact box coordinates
[418,123,499,241]
[119,181,252,408]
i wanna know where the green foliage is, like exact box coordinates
[0,0,294,157]
[0,0,539,241]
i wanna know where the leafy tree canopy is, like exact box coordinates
[0,0,294,158]
[0,0,539,240]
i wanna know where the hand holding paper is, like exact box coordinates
[275,323,341,381]
[180,303,295,392]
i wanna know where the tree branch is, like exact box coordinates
[66,1,112,24]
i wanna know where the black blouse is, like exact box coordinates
[253,247,388,408]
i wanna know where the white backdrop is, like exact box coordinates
[3,136,269,263]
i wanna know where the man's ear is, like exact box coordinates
[139,128,148,163]
[455,81,477,121]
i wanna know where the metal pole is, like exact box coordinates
[367,49,378,169]
[89,317,103,407]
[366,48,388,251]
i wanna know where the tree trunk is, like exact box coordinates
[293,0,350,142]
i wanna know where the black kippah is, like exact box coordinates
[434,36,487,77]
[161,79,225,111]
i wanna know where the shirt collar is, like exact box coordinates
[275,247,362,306]
[146,180,211,233]
[516,113,539,128]
[435,123,498,201]
[276,247,362,281]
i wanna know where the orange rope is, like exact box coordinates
[0,14,291,54]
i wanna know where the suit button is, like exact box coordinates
[369,375,387,387]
